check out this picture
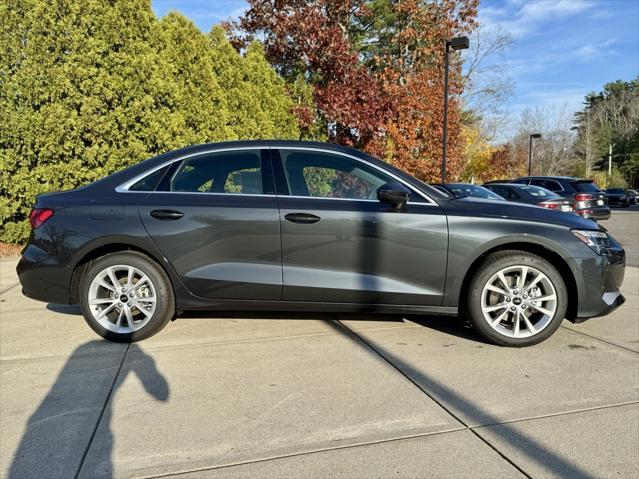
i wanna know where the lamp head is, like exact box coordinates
[449,36,469,51]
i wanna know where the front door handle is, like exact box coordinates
[150,209,184,220]
[285,212,321,224]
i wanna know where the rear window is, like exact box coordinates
[572,181,601,193]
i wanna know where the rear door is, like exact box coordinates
[138,148,282,300]
[273,148,448,306]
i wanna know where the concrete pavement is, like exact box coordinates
[1,259,638,478]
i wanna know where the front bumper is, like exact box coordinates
[571,239,625,321]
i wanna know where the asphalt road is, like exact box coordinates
[1,213,638,478]
[604,204,639,267]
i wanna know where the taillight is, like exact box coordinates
[538,202,559,209]
[29,208,54,229]
[575,193,593,201]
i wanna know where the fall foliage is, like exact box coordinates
[228,0,479,182]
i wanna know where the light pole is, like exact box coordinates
[527,133,541,176]
[441,36,469,183]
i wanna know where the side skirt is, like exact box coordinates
[176,298,458,316]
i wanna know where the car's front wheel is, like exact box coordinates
[467,250,568,347]
[79,251,175,342]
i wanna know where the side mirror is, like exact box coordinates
[377,182,411,209]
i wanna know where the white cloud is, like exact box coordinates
[480,0,597,37]
[574,38,618,59]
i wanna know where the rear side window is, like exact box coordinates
[487,185,518,200]
[171,150,263,194]
[523,186,560,198]
[129,165,170,192]
[572,181,601,193]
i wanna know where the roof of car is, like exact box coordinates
[485,183,527,188]
[160,140,370,158]
[516,176,587,181]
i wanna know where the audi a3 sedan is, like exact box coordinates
[17,141,626,347]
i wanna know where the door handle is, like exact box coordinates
[285,212,321,224]
[150,209,184,220]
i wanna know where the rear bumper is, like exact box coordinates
[577,207,611,221]
[17,244,72,304]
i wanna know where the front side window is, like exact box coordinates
[278,149,395,200]
[170,150,263,194]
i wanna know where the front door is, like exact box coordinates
[273,148,448,306]
[138,148,282,300]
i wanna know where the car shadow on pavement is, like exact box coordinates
[46,303,81,315]
[326,320,599,479]
[7,341,169,479]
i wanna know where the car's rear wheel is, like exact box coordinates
[79,251,174,342]
[467,250,568,347]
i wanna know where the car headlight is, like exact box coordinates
[571,229,610,255]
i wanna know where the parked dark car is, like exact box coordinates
[511,176,610,220]
[605,188,631,207]
[17,141,626,347]
[629,190,638,204]
[431,183,505,201]
[483,183,576,213]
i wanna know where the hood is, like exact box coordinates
[440,197,599,230]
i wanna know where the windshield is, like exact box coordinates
[572,180,601,193]
[520,185,561,198]
[607,188,624,194]
[448,184,504,200]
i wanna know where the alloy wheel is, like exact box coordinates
[480,265,558,339]
[87,265,157,333]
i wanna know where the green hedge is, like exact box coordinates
[0,0,299,243]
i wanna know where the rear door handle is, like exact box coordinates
[285,212,321,224]
[150,209,184,220]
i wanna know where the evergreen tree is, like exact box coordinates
[0,1,299,242]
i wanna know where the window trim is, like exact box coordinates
[166,149,269,195]
[115,146,436,205]
[273,147,435,205]
[116,147,269,194]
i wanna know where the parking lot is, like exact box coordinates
[1,209,638,479]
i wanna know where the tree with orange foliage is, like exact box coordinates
[228,0,478,182]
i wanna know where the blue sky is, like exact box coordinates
[152,0,639,121]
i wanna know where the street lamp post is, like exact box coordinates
[441,36,469,183]
[527,133,542,176]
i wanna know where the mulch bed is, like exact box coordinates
[0,242,23,257]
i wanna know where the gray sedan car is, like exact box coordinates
[17,141,625,347]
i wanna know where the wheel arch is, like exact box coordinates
[458,242,578,321]
[69,240,175,305]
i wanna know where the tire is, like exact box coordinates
[79,251,175,342]
[466,250,568,347]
